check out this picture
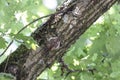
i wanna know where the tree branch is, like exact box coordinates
[0,0,117,80]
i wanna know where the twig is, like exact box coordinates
[59,59,84,79]
[0,13,56,57]
[0,40,14,57]
[15,13,55,36]
[4,50,12,72]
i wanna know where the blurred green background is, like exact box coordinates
[0,0,120,80]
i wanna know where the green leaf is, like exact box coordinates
[15,33,36,49]
[106,27,120,55]
[80,73,93,80]
[0,73,16,80]
[110,72,120,78]
[91,53,98,61]
[0,37,7,48]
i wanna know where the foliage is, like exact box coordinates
[0,0,120,80]
[0,73,16,80]
[0,0,53,62]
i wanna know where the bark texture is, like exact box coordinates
[0,0,117,80]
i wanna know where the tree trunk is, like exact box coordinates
[0,0,117,80]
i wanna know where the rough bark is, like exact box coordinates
[0,0,117,80]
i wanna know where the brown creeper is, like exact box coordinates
[46,37,61,51]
